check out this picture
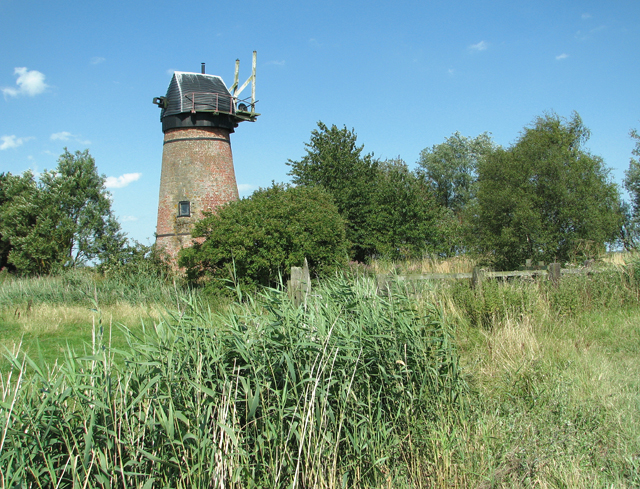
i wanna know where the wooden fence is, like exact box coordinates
[377,262,593,293]
[289,261,593,304]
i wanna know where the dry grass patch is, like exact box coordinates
[479,315,540,376]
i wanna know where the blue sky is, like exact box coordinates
[1,0,639,244]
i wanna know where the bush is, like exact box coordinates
[179,183,350,290]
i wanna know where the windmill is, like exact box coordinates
[153,52,259,260]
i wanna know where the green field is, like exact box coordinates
[1,263,639,487]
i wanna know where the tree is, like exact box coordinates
[416,132,496,256]
[287,122,379,261]
[0,171,39,272]
[367,158,440,259]
[0,149,125,274]
[179,184,349,288]
[623,129,640,248]
[475,112,622,269]
[417,132,495,214]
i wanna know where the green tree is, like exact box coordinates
[416,132,496,256]
[417,132,495,214]
[0,171,39,272]
[368,158,440,259]
[0,149,125,274]
[287,122,378,260]
[179,184,349,288]
[623,129,640,248]
[475,112,621,269]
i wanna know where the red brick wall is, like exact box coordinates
[156,126,239,260]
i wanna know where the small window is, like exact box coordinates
[178,201,191,217]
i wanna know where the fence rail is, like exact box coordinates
[376,263,594,291]
[288,262,594,303]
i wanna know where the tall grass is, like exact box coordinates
[0,267,181,308]
[0,276,465,488]
[2,256,639,487]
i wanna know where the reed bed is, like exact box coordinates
[0,267,179,308]
[0,276,466,488]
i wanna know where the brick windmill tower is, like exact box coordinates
[153,52,259,260]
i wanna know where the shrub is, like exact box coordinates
[179,183,349,290]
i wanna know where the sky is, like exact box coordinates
[1,0,639,244]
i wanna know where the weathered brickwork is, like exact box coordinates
[156,126,239,260]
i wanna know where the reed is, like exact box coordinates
[0,276,466,488]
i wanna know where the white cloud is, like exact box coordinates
[469,41,488,51]
[121,215,139,222]
[237,183,255,196]
[51,131,74,141]
[0,135,33,150]
[582,13,592,20]
[105,173,142,189]
[266,60,286,66]
[50,131,91,146]
[2,67,48,97]
[556,53,569,60]
[90,57,105,65]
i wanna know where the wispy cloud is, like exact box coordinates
[469,41,489,52]
[51,131,73,141]
[575,25,607,41]
[50,131,91,146]
[2,67,48,98]
[1,135,33,150]
[266,60,286,66]
[237,183,255,195]
[309,38,322,47]
[90,57,105,65]
[121,215,139,222]
[556,53,569,60]
[581,13,592,20]
[105,173,142,189]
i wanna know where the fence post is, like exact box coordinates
[289,258,311,306]
[471,267,485,292]
[548,262,561,285]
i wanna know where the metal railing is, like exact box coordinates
[185,92,235,115]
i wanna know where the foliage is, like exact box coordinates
[0,276,465,488]
[97,241,172,284]
[179,183,349,289]
[623,129,640,248]
[475,112,622,269]
[287,122,379,260]
[417,131,495,214]
[367,158,441,260]
[288,123,444,261]
[0,149,125,275]
[0,171,38,272]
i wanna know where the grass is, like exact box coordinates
[1,275,465,487]
[1,257,640,487]
[0,269,187,370]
